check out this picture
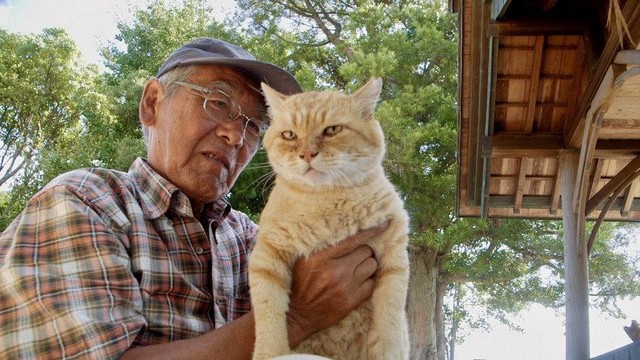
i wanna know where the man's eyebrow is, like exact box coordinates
[208,80,262,99]
[207,80,235,93]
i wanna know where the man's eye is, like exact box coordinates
[245,119,263,135]
[207,98,229,110]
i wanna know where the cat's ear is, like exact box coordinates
[261,82,288,116]
[353,78,382,119]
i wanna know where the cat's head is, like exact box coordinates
[261,78,385,187]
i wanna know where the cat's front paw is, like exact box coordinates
[368,335,409,360]
[252,346,291,360]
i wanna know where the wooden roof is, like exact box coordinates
[451,0,640,221]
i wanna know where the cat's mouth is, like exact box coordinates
[302,167,326,181]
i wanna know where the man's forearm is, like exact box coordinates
[121,312,256,360]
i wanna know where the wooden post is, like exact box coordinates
[560,150,590,360]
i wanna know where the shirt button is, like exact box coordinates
[195,247,204,254]
[167,220,173,226]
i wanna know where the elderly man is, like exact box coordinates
[0,38,381,359]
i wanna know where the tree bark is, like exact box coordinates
[435,279,448,360]
[407,246,439,360]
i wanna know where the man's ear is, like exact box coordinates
[139,78,164,126]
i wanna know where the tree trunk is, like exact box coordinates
[445,284,462,360]
[407,246,439,360]
[435,279,449,360]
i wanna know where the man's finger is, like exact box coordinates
[352,255,377,283]
[324,220,391,258]
[340,244,374,263]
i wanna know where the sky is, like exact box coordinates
[1,0,638,359]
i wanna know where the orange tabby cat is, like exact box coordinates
[250,78,410,360]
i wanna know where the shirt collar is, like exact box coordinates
[128,157,231,222]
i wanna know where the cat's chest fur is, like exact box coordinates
[259,170,402,254]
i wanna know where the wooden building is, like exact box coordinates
[449,0,640,359]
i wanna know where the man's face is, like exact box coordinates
[141,65,263,208]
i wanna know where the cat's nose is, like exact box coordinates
[299,151,318,163]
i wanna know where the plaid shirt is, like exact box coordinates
[0,158,258,359]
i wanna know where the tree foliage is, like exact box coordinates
[0,28,81,189]
[0,29,120,227]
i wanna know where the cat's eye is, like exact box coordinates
[323,125,343,136]
[281,131,296,140]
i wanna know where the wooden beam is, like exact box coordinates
[514,158,531,214]
[588,159,603,198]
[487,20,588,36]
[448,0,459,13]
[485,195,640,215]
[485,135,640,159]
[564,38,586,132]
[466,0,491,207]
[490,174,554,181]
[594,139,640,157]
[622,179,639,218]
[525,36,545,133]
[495,101,568,108]
[481,34,500,217]
[585,155,640,215]
[496,73,573,80]
[484,134,565,158]
[551,163,562,215]
[488,195,553,208]
[574,110,603,217]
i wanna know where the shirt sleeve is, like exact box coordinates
[0,185,147,360]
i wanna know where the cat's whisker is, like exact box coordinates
[250,171,277,195]
[244,163,274,171]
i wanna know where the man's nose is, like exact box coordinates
[216,119,245,146]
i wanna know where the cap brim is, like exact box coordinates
[177,57,302,95]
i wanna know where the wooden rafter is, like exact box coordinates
[487,21,588,36]
[484,134,564,158]
[586,155,640,215]
[551,163,562,215]
[514,158,531,214]
[588,159,603,197]
[622,179,639,217]
[565,38,586,128]
[525,36,545,133]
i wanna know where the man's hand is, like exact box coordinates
[285,222,389,347]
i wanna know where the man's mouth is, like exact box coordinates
[203,151,231,171]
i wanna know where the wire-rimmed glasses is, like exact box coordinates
[174,81,267,144]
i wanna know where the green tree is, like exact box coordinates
[0,28,79,190]
[0,29,119,228]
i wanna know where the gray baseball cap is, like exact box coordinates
[157,37,302,95]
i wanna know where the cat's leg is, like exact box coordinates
[367,233,411,360]
[250,240,294,360]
